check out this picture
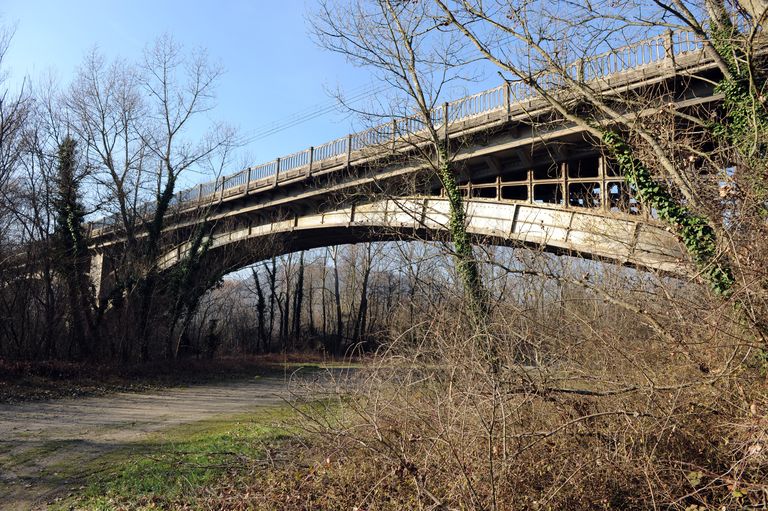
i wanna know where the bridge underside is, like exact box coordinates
[157,198,689,279]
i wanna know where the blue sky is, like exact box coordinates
[0,0,382,177]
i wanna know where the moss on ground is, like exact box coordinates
[51,405,300,510]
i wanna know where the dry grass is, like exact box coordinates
[193,273,768,510]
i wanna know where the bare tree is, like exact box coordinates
[433,0,767,338]
[250,267,267,352]
[65,35,236,360]
[330,245,344,354]
[313,0,488,321]
[291,251,305,346]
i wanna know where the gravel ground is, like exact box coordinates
[0,374,305,510]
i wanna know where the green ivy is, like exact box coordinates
[437,144,487,318]
[53,137,88,261]
[709,23,768,209]
[602,131,734,295]
[436,145,499,373]
[169,228,214,294]
[752,348,768,376]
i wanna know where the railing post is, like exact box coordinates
[273,158,281,188]
[443,102,449,148]
[243,167,251,196]
[346,134,353,168]
[528,168,533,204]
[504,82,511,121]
[307,147,314,177]
[665,30,676,70]
[562,162,569,208]
[600,156,608,211]
[391,119,397,153]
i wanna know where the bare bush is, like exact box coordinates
[203,252,768,510]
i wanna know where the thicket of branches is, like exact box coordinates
[433,0,768,330]
[0,24,491,363]
[0,31,236,361]
[186,242,488,359]
[216,1,768,510]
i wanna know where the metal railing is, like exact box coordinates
[92,28,709,234]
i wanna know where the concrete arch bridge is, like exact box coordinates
[88,29,733,296]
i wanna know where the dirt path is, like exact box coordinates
[0,374,308,510]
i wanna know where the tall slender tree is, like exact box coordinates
[292,251,305,345]
[313,0,488,321]
[52,136,94,358]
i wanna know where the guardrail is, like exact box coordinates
[91,28,708,234]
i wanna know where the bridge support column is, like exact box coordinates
[89,252,114,306]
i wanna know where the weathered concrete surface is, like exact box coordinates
[159,198,690,276]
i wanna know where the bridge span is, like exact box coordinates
[156,198,686,276]
[88,29,725,295]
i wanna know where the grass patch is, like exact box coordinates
[0,441,14,456]
[0,440,70,470]
[54,405,300,510]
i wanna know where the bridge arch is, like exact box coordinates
[157,198,689,279]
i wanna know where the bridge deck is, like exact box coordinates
[89,28,716,237]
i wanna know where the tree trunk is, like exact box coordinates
[437,145,487,321]
[267,257,277,352]
[351,244,373,346]
[307,280,315,336]
[252,268,267,353]
[332,246,343,355]
[292,251,305,348]
[321,249,329,349]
